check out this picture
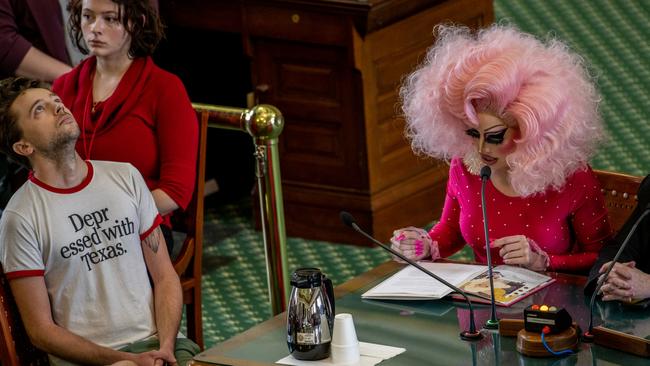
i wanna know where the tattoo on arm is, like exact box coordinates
[143,227,162,253]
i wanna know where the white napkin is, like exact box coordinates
[277,341,405,366]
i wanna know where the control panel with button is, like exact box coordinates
[524,304,572,334]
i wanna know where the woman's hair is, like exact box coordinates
[68,0,164,58]
[400,24,604,196]
[0,77,49,168]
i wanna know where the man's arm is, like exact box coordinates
[9,276,165,365]
[142,226,183,363]
[15,47,71,81]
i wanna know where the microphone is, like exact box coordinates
[480,166,499,329]
[584,203,650,341]
[339,211,483,341]
[480,166,492,180]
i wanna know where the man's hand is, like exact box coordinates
[153,345,178,366]
[120,349,174,366]
[389,227,438,262]
[598,261,650,302]
[491,235,548,271]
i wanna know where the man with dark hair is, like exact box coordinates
[0,76,198,365]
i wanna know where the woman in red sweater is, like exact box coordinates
[390,24,612,273]
[52,0,198,254]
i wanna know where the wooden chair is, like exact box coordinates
[0,263,49,366]
[593,169,643,234]
[171,108,208,349]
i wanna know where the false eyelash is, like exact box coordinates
[465,129,480,138]
[485,129,507,145]
[465,128,507,145]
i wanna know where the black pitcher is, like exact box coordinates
[287,268,335,360]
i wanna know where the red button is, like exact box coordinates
[532,305,540,310]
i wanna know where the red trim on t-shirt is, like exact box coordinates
[5,269,45,279]
[29,161,94,194]
[140,214,163,240]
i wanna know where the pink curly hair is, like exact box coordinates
[401,24,604,196]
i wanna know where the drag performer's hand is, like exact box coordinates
[389,227,439,262]
[491,235,549,271]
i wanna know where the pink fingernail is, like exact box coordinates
[415,239,423,255]
[396,233,406,241]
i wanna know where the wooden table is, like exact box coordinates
[190,261,650,365]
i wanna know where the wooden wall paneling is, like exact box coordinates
[249,9,370,244]
[158,0,495,245]
[356,0,494,241]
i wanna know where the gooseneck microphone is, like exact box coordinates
[340,211,483,341]
[584,204,650,341]
[480,166,498,329]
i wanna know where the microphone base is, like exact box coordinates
[460,330,483,341]
[582,331,595,343]
[484,319,499,330]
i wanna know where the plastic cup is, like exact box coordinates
[331,313,360,365]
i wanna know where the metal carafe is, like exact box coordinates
[287,268,335,360]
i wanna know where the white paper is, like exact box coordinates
[277,341,405,366]
[361,262,486,299]
[358,342,404,359]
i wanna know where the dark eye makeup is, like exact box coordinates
[465,128,508,145]
[485,129,507,144]
[465,129,481,139]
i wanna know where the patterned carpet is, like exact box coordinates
[195,0,650,349]
[495,0,649,176]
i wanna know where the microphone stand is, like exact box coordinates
[584,207,650,341]
[340,211,483,341]
[480,166,499,329]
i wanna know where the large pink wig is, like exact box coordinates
[401,24,604,196]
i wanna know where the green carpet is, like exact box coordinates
[195,0,649,349]
[495,0,649,176]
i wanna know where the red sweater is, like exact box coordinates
[431,159,612,273]
[53,56,198,226]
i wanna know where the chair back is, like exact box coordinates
[594,169,643,234]
[0,264,49,366]
[170,108,208,349]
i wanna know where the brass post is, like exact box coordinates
[244,105,288,315]
[192,103,288,315]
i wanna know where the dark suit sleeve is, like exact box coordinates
[585,174,650,294]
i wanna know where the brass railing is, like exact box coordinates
[192,103,288,315]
